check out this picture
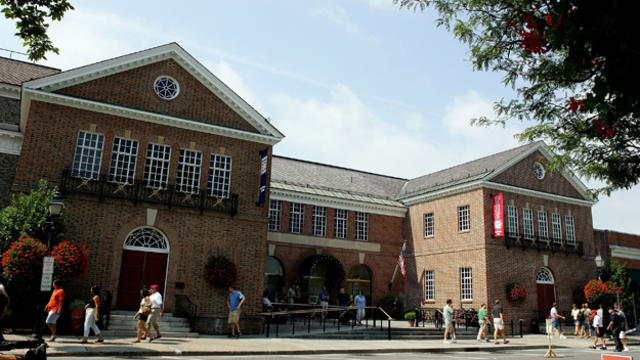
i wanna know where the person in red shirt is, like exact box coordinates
[45,280,65,341]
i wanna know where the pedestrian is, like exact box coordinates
[354,290,366,325]
[44,279,65,342]
[319,286,330,320]
[338,287,350,307]
[606,307,624,352]
[590,309,606,350]
[287,284,296,305]
[571,303,581,335]
[262,289,273,312]
[133,287,152,343]
[550,302,566,339]
[476,303,490,342]
[81,285,104,344]
[443,299,456,344]
[617,305,630,351]
[146,284,163,342]
[227,285,245,338]
[492,299,508,344]
[582,303,592,338]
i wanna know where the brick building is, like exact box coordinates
[0,44,612,333]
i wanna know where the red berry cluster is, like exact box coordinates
[51,240,89,282]
[506,282,527,304]
[1,236,48,282]
[584,279,621,304]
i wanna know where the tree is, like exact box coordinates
[0,179,62,253]
[395,0,640,196]
[1,0,74,61]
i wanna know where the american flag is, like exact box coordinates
[397,242,407,278]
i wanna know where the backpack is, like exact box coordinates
[577,310,585,322]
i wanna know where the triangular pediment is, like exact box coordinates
[21,43,283,143]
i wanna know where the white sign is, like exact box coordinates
[40,273,53,292]
[43,256,54,274]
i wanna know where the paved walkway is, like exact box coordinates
[3,333,638,357]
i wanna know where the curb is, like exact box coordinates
[46,344,563,357]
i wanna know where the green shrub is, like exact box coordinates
[404,311,416,320]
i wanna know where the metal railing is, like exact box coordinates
[60,169,238,215]
[260,303,394,340]
[504,233,584,255]
[174,295,198,330]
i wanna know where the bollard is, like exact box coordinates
[388,319,392,340]
[276,318,279,337]
[292,316,295,335]
[308,313,311,333]
[510,319,514,337]
[323,313,326,332]
[266,316,271,338]
[519,319,523,338]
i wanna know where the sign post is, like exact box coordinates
[40,256,54,292]
[544,318,557,358]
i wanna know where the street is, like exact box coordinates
[56,348,640,359]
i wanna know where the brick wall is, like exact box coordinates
[0,153,18,208]
[0,96,20,126]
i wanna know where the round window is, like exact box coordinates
[533,162,545,180]
[153,76,179,100]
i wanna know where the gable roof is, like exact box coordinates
[20,43,284,143]
[0,56,59,86]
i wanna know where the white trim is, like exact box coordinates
[483,182,595,207]
[23,43,284,139]
[0,84,20,99]
[22,89,282,145]
[610,245,640,261]
[400,180,485,206]
[270,187,407,218]
[484,142,591,201]
[123,226,170,254]
[153,75,180,100]
[0,129,23,155]
[267,231,381,253]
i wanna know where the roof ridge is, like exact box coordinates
[272,155,409,181]
[0,56,61,72]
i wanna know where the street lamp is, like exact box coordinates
[595,254,604,280]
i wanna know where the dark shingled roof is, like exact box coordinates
[0,56,59,86]
[272,156,407,200]
[398,141,542,199]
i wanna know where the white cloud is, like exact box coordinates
[203,60,262,113]
[365,0,399,11]
[313,3,378,44]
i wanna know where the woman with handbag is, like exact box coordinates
[81,285,104,343]
[133,288,153,343]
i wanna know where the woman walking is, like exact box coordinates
[133,287,152,343]
[81,285,104,343]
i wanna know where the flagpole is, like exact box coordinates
[388,240,407,291]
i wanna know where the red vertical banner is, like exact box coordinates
[493,193,504,237]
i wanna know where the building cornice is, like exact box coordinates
[270,186,407,218]
[610,245,640,261]
[400,180,485,206]
[267,232,381,253]
[0,129,23,155]
[22,89,282,145]
[22,43,284,140]
[0,83,20,99]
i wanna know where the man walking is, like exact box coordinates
[550,302,566,339]
[492,299,508,344]
[44,280,64,342]
[476,303,490,342]
[607,307,624,352]
[227,285,245,338]
[443,299,456,344]
[147,284,163,342]
[319,286,330,320]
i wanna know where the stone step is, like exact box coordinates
[106,323,192,331]
[108,314,190,324]
[100,330,200,338]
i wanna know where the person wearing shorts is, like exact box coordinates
[443,299,456,343]
[45,280,65,342]
[227,285,245,338]
[550,302,566,338]
[146,284,163,342]
[492,299,508,344]
[476,303,490,342]
[591,309,606,350]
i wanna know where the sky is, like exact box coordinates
[1,0,638,234]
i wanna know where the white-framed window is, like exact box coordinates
[144,143,171,189]
[458,205,470,232]
[154,76,180,100]
[551,213,562,244]
[424,212,434,238]
[176,149,202,194]
[71,130,105,180]
[356,212,369,241]
[207,154,232,198]
[268,200,282,231]
[565,215,576,246]
[523,208,535,240]
[424,270,435,301]
[289,203,304,233]
[460,267,472,301]
[537,211,549,240]
[108,137,138,184]
[507,206,519,237]
[312,206,327,236]
[334,209,348,239]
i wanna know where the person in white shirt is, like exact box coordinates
[591,309,606,350]
[146,284,163,342]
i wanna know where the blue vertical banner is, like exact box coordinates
[257,147,269,205]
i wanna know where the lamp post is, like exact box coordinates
[595,254,604,280]
[33,191,63,341]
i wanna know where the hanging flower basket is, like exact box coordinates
[204,255,237,288]
[1,236,48,283]
[584,279,621,305]
[51,240,89,282]
[506,282,527,304]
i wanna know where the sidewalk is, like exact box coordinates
[4,333,636,357]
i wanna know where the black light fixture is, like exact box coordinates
[48,191,64,216]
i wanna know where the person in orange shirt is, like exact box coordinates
[45,280,65,342]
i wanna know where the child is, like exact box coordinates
[590,309,606,350]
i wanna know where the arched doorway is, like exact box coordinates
[116,227,169,310]
[264,256,284,296]
[299,255,345,302]
[536,267,555,321]
[347,264,372,300]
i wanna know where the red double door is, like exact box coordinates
[116,250,168,311]
[536,283,556,321]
